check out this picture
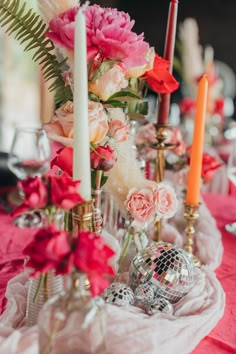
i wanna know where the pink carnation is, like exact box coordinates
[154,182,178,219]
[124,186,156,224]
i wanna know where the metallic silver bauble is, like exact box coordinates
[134,282,156,308]
[129,241,195,303]
[145,297,174,315]
[102,282,134,306]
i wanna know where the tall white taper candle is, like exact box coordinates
[73,8,91,200]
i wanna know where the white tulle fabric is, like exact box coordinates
[0,265,225,354]
[0,196,224,353]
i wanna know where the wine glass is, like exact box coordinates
[225,143,236,234]
[7,127,51,227]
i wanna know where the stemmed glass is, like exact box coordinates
[225,143,236,234]
[7,127,51,228]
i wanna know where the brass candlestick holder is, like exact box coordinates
[184,203,201,267]
[73,200,93,232]
[152,124,175,242]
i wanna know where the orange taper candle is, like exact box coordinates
[185,75,208,206]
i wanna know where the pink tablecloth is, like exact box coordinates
[0,193,235,353]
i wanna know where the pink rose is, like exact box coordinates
[85,5,150,69]
[13,177,48,216]
[108,119,129,142]
[50,173,84,209]
[124,47,155,78]
[135,123,157,145]
[24,225,72,276]
[45,101,108,146]
[154,182,178,219]
[44,101,74,147]
[88,101,109,144]
[88,65,128,101]
[124,186,156,224]
[90,145,117,171]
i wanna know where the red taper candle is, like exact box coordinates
[157,0,179,125]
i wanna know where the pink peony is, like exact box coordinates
[154,182,178,219]
[47,5,150,69]
[108,119,129,142]
[124,186,156,224]
[88,101,109,144]
[46,7,77,50]
[88,65,128,101]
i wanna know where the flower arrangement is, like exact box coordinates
[24,225,115,297]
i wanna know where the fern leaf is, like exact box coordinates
[0,0,73,104]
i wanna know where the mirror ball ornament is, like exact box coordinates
[134,282,156,308]
[129,241,195,304]
[145,297,174,315]
[102,282,135,306]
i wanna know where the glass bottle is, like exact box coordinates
[38,273,106,354]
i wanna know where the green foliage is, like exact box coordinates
[0,0,72,104]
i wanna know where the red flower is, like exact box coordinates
[23,225,72,276]
[50,173,84,209]
[143,53,179,94]
[51,147,73,176]
[214,98,224,118]
[74,231,115,296]
[13,176,48,217]
[201,153,223,183]
[90,145,117,171]
[179,97,196,116]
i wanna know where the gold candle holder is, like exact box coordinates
[152,124,175,242]
[73,200,93,232]
[184,203,201,267]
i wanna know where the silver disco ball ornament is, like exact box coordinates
[129,241,195,303]
[145,297,174,315]
[134,282,156,308]
[102,282,134,306]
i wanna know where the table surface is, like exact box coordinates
[0,192,235,354]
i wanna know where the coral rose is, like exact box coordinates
[154,182,178,219]
[124,186,156,224]
[144,53,179,94]
[89,65,128,101]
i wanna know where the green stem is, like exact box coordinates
[118,230,133,272]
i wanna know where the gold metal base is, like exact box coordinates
[73,200,93,232]
[184,203,201,267]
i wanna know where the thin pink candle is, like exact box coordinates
[157,0,179,125]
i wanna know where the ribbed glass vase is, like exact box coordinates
[38,273,106,354]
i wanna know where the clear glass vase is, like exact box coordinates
[118,220,149,273]
[26,271,64,327]
[38,273,106,354]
